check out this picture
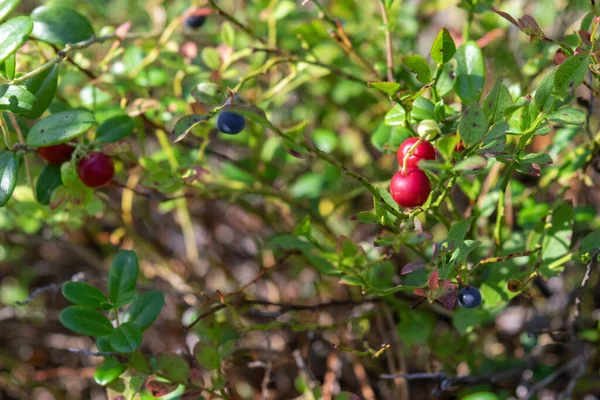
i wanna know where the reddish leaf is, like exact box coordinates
[427,270,439,291]
[400,260,427,275]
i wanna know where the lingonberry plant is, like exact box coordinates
[3,0,600,399]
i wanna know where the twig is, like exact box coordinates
[377,0,394,82]
[15,273,86,306]
[381,368,523,391]
[67,348,115,357]
[184,298,379,332]
[571,248,600,334]
[523,355,584,399]
[559,348,590,400]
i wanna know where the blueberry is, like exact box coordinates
[185,15,206,29]
[216,111,245,134]
[458,287,482,308]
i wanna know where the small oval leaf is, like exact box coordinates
[108,250,139,306]
[95,115,136,143]
[0,16,32,65]
[31,5,94,46]
[27,110,96,147]
[0,152,18,207]
[94,357,126,386]
[108,322,142,353]
[62,281,108,308]
[24,64,59,119]
[59,306,114,336]
[123,290,164,330]
[0,84,36,114]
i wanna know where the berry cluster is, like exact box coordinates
[390,137,435,208]
[38,143,114,188]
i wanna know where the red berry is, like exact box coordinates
[397,137,436,170]
[38,143,75,165]
[390,169,431,208]
[77,152,115,188]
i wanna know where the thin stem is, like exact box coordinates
[7,113,34,196]
[493,165,513,254]
[377,0,394,82]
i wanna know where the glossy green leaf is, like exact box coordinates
[108,250,139,306]
[402,54,431,84]
[35,163,63,205]
[553,53,590,95]
[109,322,142,353]
[95,115,135,143]
[0,0,19,24]
[62,282,108,308]
[521,152,553,165]
[0,85,36,114]
[455,42,485,104]
[430,27,456,64]
[24,64,59,119]
[1,53,15,80]
[94,358,126,386]
[371,124,411,151]
[96,336,113,352]
[27,110,96,147]
[0,152,18,207]
[123,290,164,330]
[59,306,114,336]
[458,103,488,147]
[171,114,208,143]
[452,155,487,172]
[368,81,401,96]
[31,6,94,46]
[157,355,190,383]
[483,81,512,124]
[0,16,32,65]
[540,202,573,277]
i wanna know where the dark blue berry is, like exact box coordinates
[458,287,482,308]
[216,111,245,135]
[185,15,206,29]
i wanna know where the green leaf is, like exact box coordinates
[402,55,431,84]
[521,152,553,165]
[267,234,312,250]
[339,275,364,286]
[483,81,512,124]
[0,152,18,207]
[0,16,32,65]
[368,81,401,96]
[0,0,20,24]
[397,308,435,346]
[109,322,142,353]
[96,115,135,143]
[27,110,96,147]
[546,107,585,125]
[553,53,590,96]
[480,122,507,153]
[579,230,600,255]
[62,282,108,308]
[59,306,114,336]
[458,103,488,147]
[31,5,94,46]
[534,69,557,112]
[24,64,59,119]
[35,163,62,205]
[108,250,139,306]
[96,336,113,352]
[157,355,190,383]
[123,291,164,330]
[201,47,221,70]
[455,42,485,104]
[94,358,126,386]
[0,85,35,114]
[1,53,15,80]
[220,21,235,47]
[171,114,208,143]
[452,155,487,172]
[371,124,411,152]
[436,59,458,97]
[194,345,220,371]
[430,27,456,64]
[540,202,573,277]
[447,216,475,249]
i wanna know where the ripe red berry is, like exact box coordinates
[77,152,115,188]
[397,137,436,170]
[38,143,75,165]
[390,169,431,208]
